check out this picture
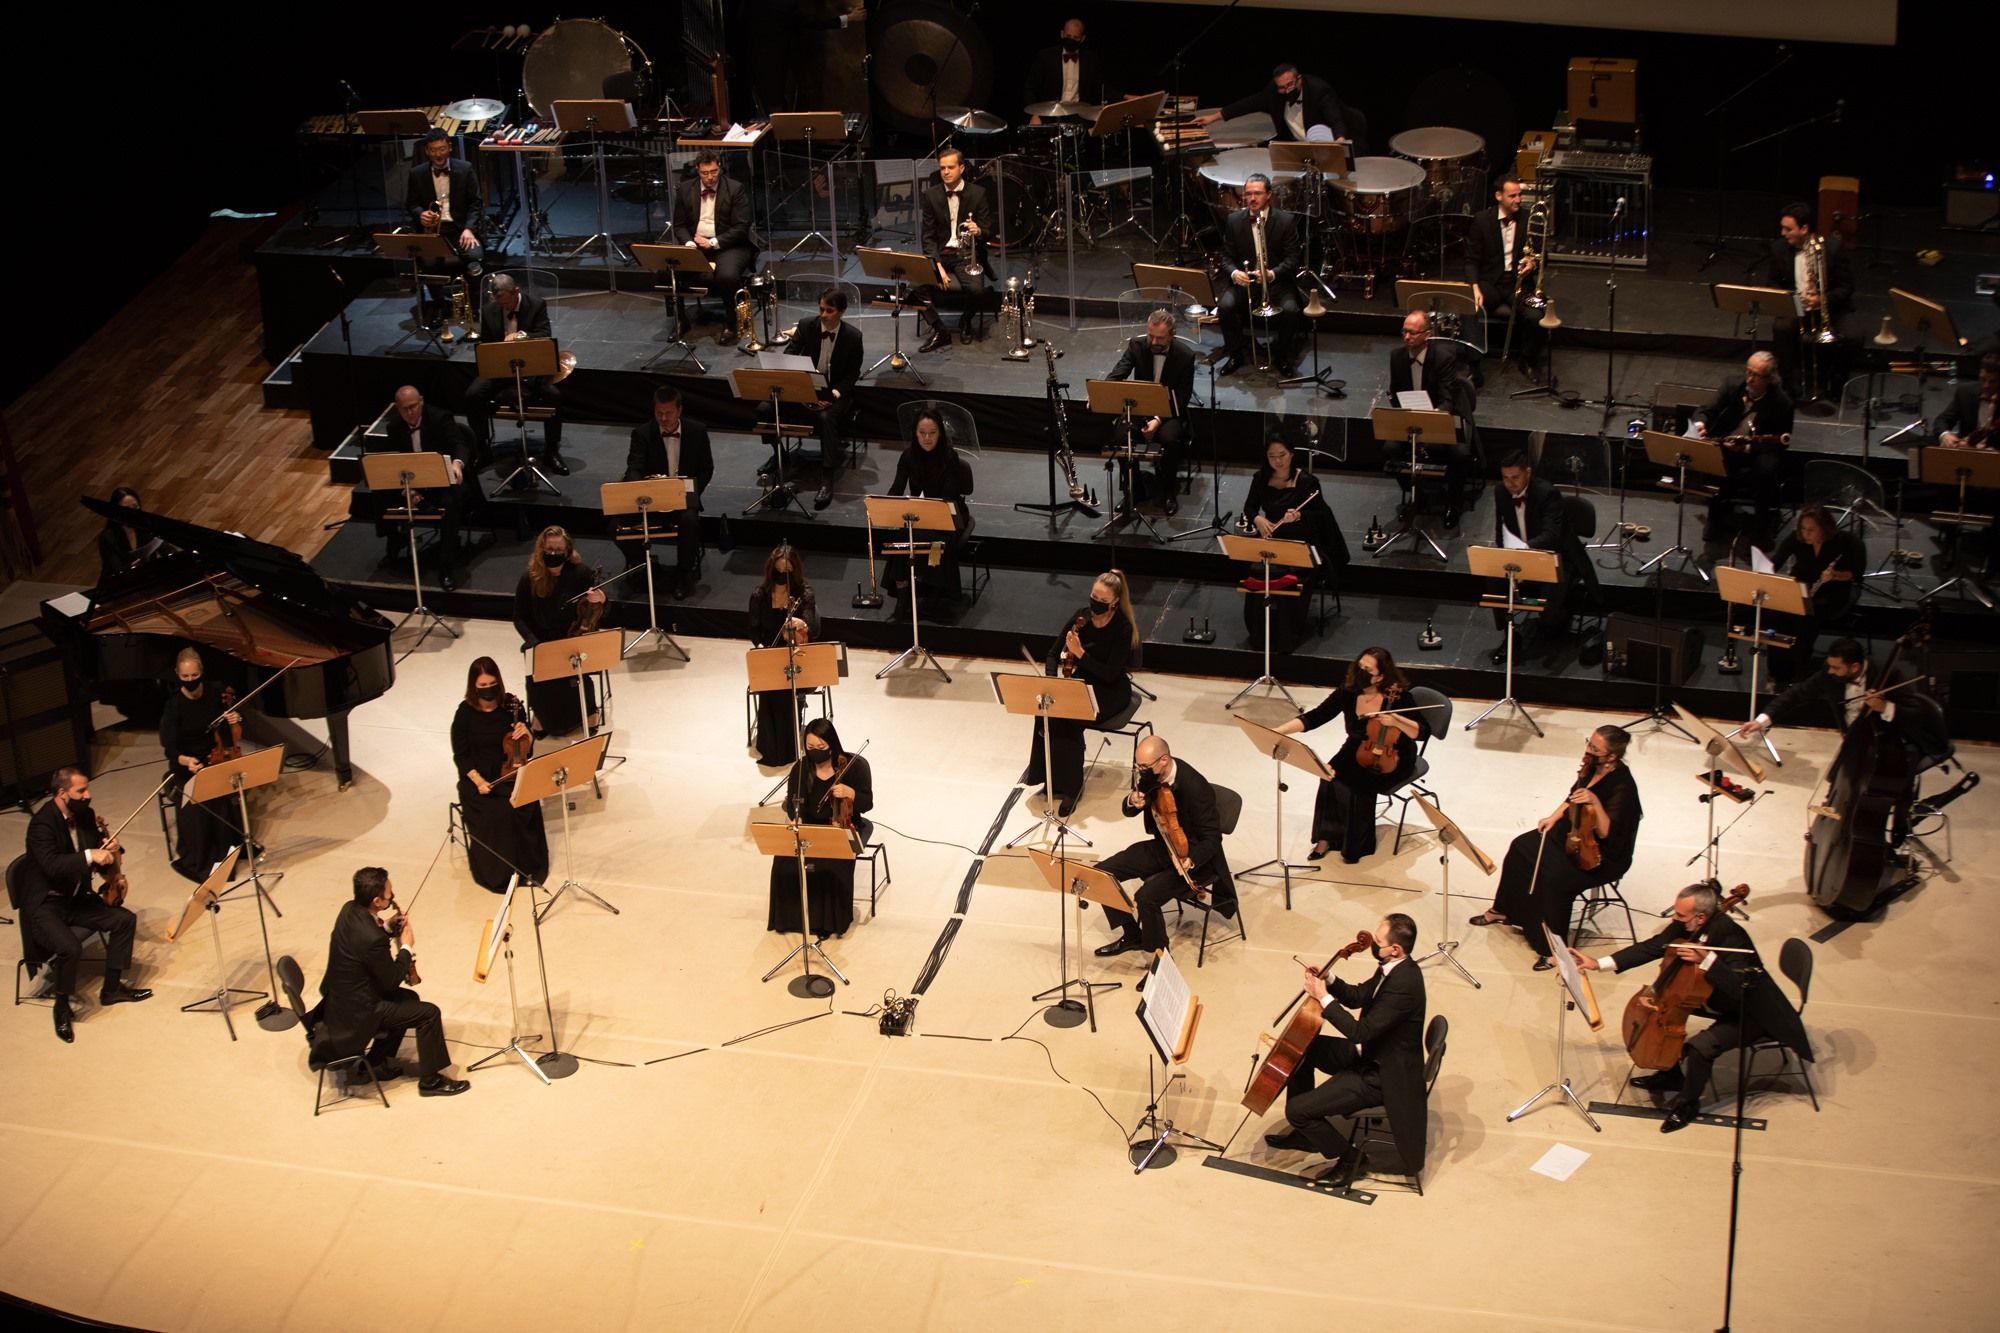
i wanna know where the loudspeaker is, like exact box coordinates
[1605,614,1702,686]
[0,619,93,810]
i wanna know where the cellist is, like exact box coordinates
[1570,883,1812,1133]
[1093,735,1237,959]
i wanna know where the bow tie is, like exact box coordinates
[701,188,715,198]
[947,190,962,198]
[1063,53,1078,63]
[1283,91,1301,105]
[433,167,449,177]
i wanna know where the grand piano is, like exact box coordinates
[40,498,396,785]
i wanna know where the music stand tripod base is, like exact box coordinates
[1024,845,1125,1031]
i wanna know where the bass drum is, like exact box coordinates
[522,19,649,121]
[973,157,1041,251]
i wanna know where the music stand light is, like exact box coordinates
[362,450,459,651]
[1024,846,1131,1031]
[190,745,294,1031]
[601,477,693,661]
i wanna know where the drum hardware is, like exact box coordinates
[1332,157,1426,301]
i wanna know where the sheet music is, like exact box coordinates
[723,122,757,143]
[1749,545,1776,575]
[756,350,827,388]
[1396,390,1434,411]
[1139,948,1193,1064]
[1501,525,1529,551]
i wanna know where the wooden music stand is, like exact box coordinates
[729,366,823,520]
[994,671,1099,847]
[600,477,692,661]
[752,820,856,997]
[189,746,294,1030]
[1085,377,1177,542]
[630,243,714,372]
[532,627,623,759]
[168,846,258,1041]
[363,450,458,647]
[865,494,958,681]
[1218,532,1316,711]
[1918,446,2000,607]
[1507,921,1604,1132]
[1128,947,1217,1171]
[1409,795,1494,990]
[1713,565,1807,726]
[475,337,563,495]
[1638,429,1726,582]
[372,230,457,355]
[746,639,843,801]
[511,730,615,938]
[1370,407,1458,562]
[1229,715,1329,908]
[468,875,555,1084]
[1024,846,1133,1031]
[768,110,850,279]
[1888,287,1967,383]
[356,108,432,136]
[855,246,935,384]
[1711,284,1793,350]
[1465,544,1561,736]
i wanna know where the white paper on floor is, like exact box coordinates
[1530,1143,1591,1182]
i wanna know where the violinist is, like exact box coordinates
[1469,725,1642,970]
[160,647,249,884]
[450,657,551,894]
[1238,435,1350,654]
[1093,735,1238,958]
[511,525,603,737]
[748,545,822,766]
[312,867,469,1097]
[1273,647,1425,864]
[767,719,873,941]
[1263,914,1427,1184]
[1019,571,1139,817]
[19,768,150,1044]
[1763,507,1866,685]
[1570,883,1811,1133]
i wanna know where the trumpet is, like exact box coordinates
[957,219,983,278]
[999,275,1036,361]
[1501,199,1552,365]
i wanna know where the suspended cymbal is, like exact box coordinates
[937,105,1007,133]
[443,97,508,123]
[1024,100,1101,121]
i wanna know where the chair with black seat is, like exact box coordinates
[1348,1012,1446,1194]
[1389,687,1453,854]
[1707,936,1820,1112]
[1561,493,1607,654]
[1169,782,1246,967]
[1568,877,1636,947]
[276,954,389,1115]
[9,854,107,1006]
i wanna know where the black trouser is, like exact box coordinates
[1708,448,1784,535]
[377,473,479,569]
[1097,839,1197,951]
[695,243,756,293]
[758,400,852,482]
[1394,441,1477,510]
[465,375,563,457]
[1021,685,1129,800]
[367,990,451,1077]
[1283,1033,1380,1161]
[914,252,991,332]
[1107,416,1188,507]
[621,503,702,575]
[1217,283,1303,360]
[21,893,137,995]
[1675,1018,1744,1109]
[1489,570,1571,635]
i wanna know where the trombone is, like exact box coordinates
[1500,199,1552,365]
[1249,217,1278,371]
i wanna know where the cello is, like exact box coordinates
[1621,884,1751,1070]
[1803,616,1931,918]
[1242,931,1376,1114]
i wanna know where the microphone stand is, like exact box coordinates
[1714,961,1763,1333]
[1156,0,1245,262]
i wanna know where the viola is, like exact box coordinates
[1620,884,1751,1070]
[1057,610,1089,677]
[498,693,533,780]
[1354,682,1408,775]
[92,813,131,909]
[1242,931,1377,1114]
[208,684,243,767]
[1565,754,1603,872]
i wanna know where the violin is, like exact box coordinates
[498,693,533,780]
[1565,753,1603,872]
[570,565,607,634]
[92,813,131,909]
[381,905,421,985]
[1139,769,1201,896]
[1242,931,1377,1114]
[1620,884,1751,1070]
[1057,610,1089,677]
[208,684,243,768]
[1354,681,1408,776]
[809,740,868,831]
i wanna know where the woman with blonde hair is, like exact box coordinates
[510,525,603,735]
[1020,569,1139,817]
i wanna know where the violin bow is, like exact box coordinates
[562,563,643,607]
[202,655,307,732]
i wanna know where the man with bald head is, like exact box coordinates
[1388,309,1478,523]
[1693,350,1794,542]
[1093,735,1237,958]
[372,384,480,592]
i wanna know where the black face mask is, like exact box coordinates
[1061,37,1083,52]
[180,677,202,694]
[1089,597,1113,615]
[1371,943,1387,962]
[1283,89,1302,104]
[542,552,566,568]
[476,684,501,701]
[806,746,832,760]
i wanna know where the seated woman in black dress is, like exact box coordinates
[886,408,977,606]
[450,656,551,893]
[1274,646,1426,864]
[1020,569,1137,817]
[1765,504,1864,686]
[1470,724,1642,969]
[511,525,604,737]
[747,543,822,766]
[768,718,874,941]
[97,486,147,586]
[1238,435,1350,653]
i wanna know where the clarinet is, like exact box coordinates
[1042,340,1093,509]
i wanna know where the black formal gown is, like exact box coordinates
[1294,687,1422,862]
[767,755,874,938]
[158,687,247,882]
[1489,764,1641,957]
[451,699,551,892]
[513,564,598,735]
[1238,470,1349,653]
[886,445,975,600]
[747,586,822,766]
[1020,609,1134,802]
[1765,528,1866,684]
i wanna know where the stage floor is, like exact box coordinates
[0,575,1994,1332]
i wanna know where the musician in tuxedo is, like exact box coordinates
[160,648,250,885]
[914,148,996,350]
[1572,883,1811,1132]
[669,150,757,294]
[310,867,469,1096]
[465,274,566,475]
[18,768,150,1043]
[1466,174,1542,371]
[1766,200,1854,397]
[761,287,862,510]
[621,385,714,599]
[1216,174,1305,376]
[1692,350,1794,541]
[1103,308,1197,513]
[371,385,480,592]
[1936,352,2000,447]
[404,130,484,324]
[1388,309,1478,522]
[1195,63,1351,144]
[1489,451,1593,649]
[1093,735,1238,958]
[1023,17,1111,119]
[1265,913,1427,1182]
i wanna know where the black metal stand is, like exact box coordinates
[1714,964,1763,1332]
[1128,1051,1223,1171]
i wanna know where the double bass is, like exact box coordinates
[1242,932,1376,1114]
[1621,884,1751,1070]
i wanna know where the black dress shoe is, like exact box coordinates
[1532,956,1556,971]
[419,1074,471,1097]
[1468,911,1502,927]
[919,328,951,354]
[1056,794,1079,818]
[1161,495,1179,517]
[100,982,153,1005]
[1488,642,1509,666]
[1220,355,1244,376]
[1307,843,1330,861]
[1094,935,1142,957]
[369,1058,405,1081]
[53,996,74,1043]
[1631,1070,1686,1093]
[440,571,457,594]
[1264,1127,1316,1152]
[814,484,833,510]
[542,454,569,477]
[1443,507,1460,529]
[1660,1100,1698,1133]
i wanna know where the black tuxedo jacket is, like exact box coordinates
[1766,235,1854,318]
[1323,958,1429,1171]
[1609,913,1812,1061]
[623,417,716,498]
[1122,759,1236,906]
[1935,383,1995,441]
[1106,335,1197,418]
[1495,476,1589,582]
[380,403,472,467]
[1389,343,1475,419]
[478,292,554,345]
[670,176,755,253]
[1696,379,1795,448]
[1023,44,1110,110]
[1222,208,1302,284]
[784,320,863,403]
[1766,660,1946,769]
[919,181,995,265]
[1466,205,1531,309]
[21,799,103,903]
[316,899,418,1059]
[1221,73,1347,143]
[405,159,482,238]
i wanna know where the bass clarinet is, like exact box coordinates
[1041,339,1097,513]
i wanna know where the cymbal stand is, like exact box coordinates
[1412,818,1481,989]
[1505,970,1601,1131]
[875,512,951,681]
[621,501,690,661]
[391,465,459,651]
[1225,550,1300,712]
[1465,561,1545,738]
[466,918,554,1084]
[1636,447,1708,583]
[1235,733,1321,908]
[566,114,633,285]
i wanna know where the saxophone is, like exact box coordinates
[1042,339,1092,509]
